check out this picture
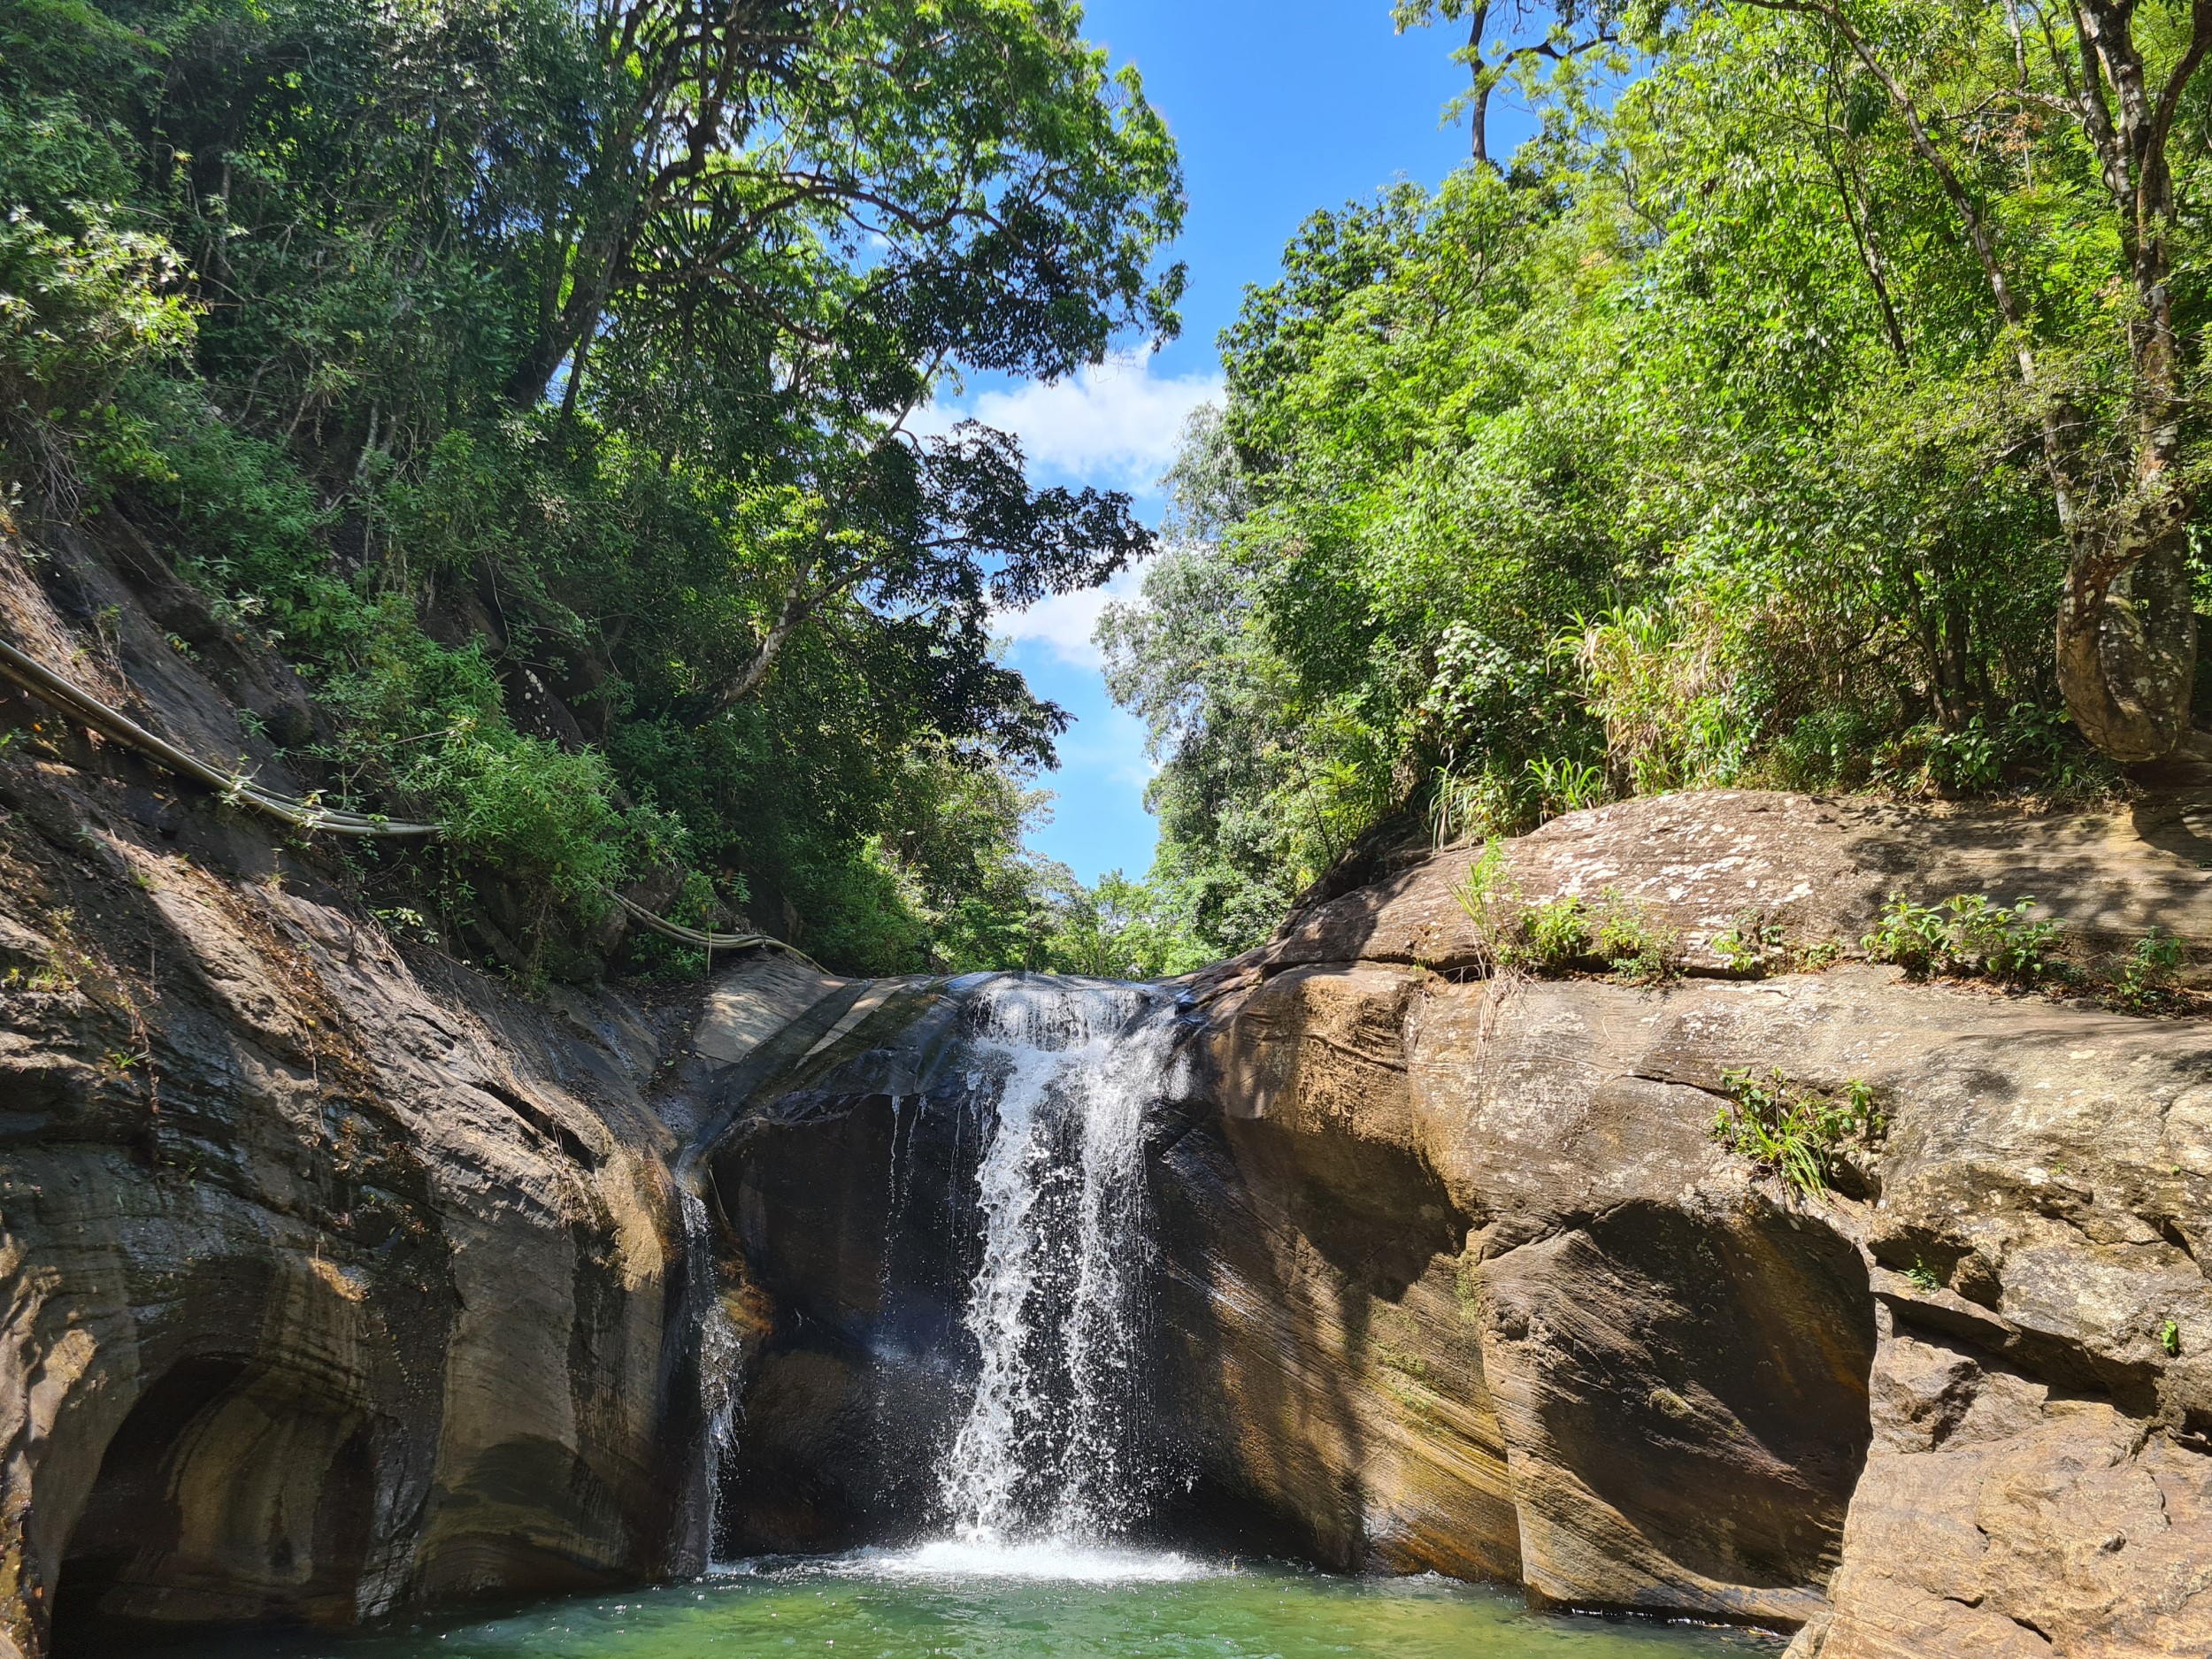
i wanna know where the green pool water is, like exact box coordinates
[141,1544,1778,1659]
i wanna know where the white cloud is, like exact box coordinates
[918,354,1224,494]
[995,565,1145,670]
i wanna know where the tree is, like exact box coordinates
[1392,1,1630,167]
[1733,0,2208,761]
[1,0,1189,972]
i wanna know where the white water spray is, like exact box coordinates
[937,977,1179,1546]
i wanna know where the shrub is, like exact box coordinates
[1525,755,1606,820]
[396,719,685,920]
[1862,893,2065,985]
[1947,895,2064,984]
[2111,929,2185,1011]
[1711,1067,1885,1198]
[1430,765,1528,847]
[1448,837,1523,966]
[1450,856,1678,982]
[1871,705,2124,801]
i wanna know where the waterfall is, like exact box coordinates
[936,976,1179,1545]
[679,1185,745,1565]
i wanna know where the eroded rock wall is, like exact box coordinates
[0,524,712,1659]
[695,790,2212,1654]
[1162,795,2212,1652]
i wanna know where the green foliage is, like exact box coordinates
[1714,910,1787,977]
[1594,898,1677,985]
[1447,849,1676,981]
[1522,895,1592,972]
[1447,836,1524,967]
[1526,756,1607,819]
[0,0,1186,976]
[1108,2,2170,948]
[2162,1319,2183,1358]
[2111,930,2186,1012]
[1040,870,1210,980]
[1862,894,2066,986]
[396,722,684,918]
[1712,1068,1886,1199]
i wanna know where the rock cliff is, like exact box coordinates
[1163,792,2212,1652]
[0,522,718,1659]
[709,789,2212,1655]
[9,509,2212,1659]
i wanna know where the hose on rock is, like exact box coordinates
[0,634,820,968]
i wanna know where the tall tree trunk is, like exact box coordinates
[2054,500,2198,760]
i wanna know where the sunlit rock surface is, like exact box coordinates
[0,526,721,1659]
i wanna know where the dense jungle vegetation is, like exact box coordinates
[1,0,1186,976]
[4,1,2211,977]
[1107,0,2212,960]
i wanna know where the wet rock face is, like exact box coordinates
[695,979,983,1553]
[0,757,708,1659]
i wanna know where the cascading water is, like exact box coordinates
[680,1186,746,1564]
[934,976,1181,1548]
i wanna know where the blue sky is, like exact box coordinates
[933,1,1540,885]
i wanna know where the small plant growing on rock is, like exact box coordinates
[2110,930,2185,1011]
[1448,838,1524,970]
[1711,1068,1885,1198]
[1596,898,1678,985]
[1862,895,1948,975]
[1947,895,2063,984]
[2161,1319,2183,1357]
[1863,893,2066,986]
[1714,910,1786,976]
[1522,895,1591,970]
[1452,855,1678,983]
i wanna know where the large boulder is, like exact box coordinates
[1255,788,2212,978]
[1163,796,2212,1651]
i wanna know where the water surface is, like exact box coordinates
[160,1547,1778,1659]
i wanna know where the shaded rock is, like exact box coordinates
[1160,965,1875,1622]
[695,974,979,1552]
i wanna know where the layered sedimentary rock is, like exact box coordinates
[707,788,2212,1655]
[0,525,718,1659]
[1158,795,2212,1651]
[9,477,2211,1659]
[0,787,720,1659]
